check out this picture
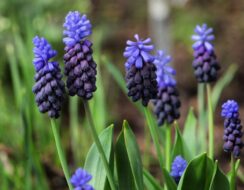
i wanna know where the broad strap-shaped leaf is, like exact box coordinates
[172,125,191,162]
[84,125,114,190]
[177,153,215,190]
[143,169,163,190]
[183,107,197,158]
[210,161,230,190]
[163,168,177,190]
[115,120,144,190]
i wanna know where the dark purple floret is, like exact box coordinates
[153,51,181,126]
[221,100,243,158]
[192,24,220,83]
[153,86,181,126]
[63,11,97,100]
[32,36,65,118]
[124,34,158,106]
[70,168,94,190]
[170,155,187,184]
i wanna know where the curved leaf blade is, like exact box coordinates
[163,168,177,190]
[143,169,163,190]
[172,125,191,162]
[210,161,230,190]
[177,153,215,190]
[115,120,144,190]
[183,107,197,158]
[84,125,114,190]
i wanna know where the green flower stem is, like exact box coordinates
[22,109,32,190]
[143,125,151,168]
[83,100,116,190]
[165,124,171,171]
[50,119,73,190]
[70,96,80,164]
[144,107,164,170]
[198,83,206,152]
[207,84,214,160]
[230,155,236,190]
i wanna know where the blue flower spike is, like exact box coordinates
[221,100,243,158]
[191,23,220,83]
[153,51,181,126]
[63,11,97,100]
[124,34,158,106]
[170,155,187,184]
[32,36,65,118]
[70,168,94,190]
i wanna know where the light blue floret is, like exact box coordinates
[123,34,154,69]
[63,11,92,47]
[154,50,176,88]
[32,36,57,71]
[192,23,215,52]
[70,168,94,190]
[221,100,239,119]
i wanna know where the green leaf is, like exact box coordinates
[163,168,177,190]
[212,64,237,111]
[209,161,230,190]
[183,107,197,158]
[84,125,114,190]
[143,169,163,190]
[102,56,127,92]
[89,64,107,133]
[177,153,215,190]
[172,125,191,162]
[115,120,144,190]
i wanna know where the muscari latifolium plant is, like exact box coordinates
[31,9,243,190]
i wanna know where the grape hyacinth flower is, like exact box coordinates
[153,51,181,126]
[63,11,97,100]
[170,155,187,184]
[32,36,65,118]
[192,24,220,83]
[70,168,94,190]
[221,100,243,158]
[123,34,158,106]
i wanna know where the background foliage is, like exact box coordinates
[0,0,244,189]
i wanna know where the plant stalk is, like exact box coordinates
[70,96,80,164]
[198,83,206,152]
[50,119,73,190]
[83,100,116,190]
[143,107,164,170]
[207,84,214,160]
[165,124,171,171]
[230,155,236,190]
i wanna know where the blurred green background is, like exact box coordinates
[0,0,244,189]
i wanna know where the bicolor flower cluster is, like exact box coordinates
[170,155,187,184]
[32,12,97,118]
[63,11,97,100]
[32,36,65,118]
[192,24,220,83]
[153,51,181,126]
[124,34,158,106]
[221,100,243,158]
[70,168,94,190]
